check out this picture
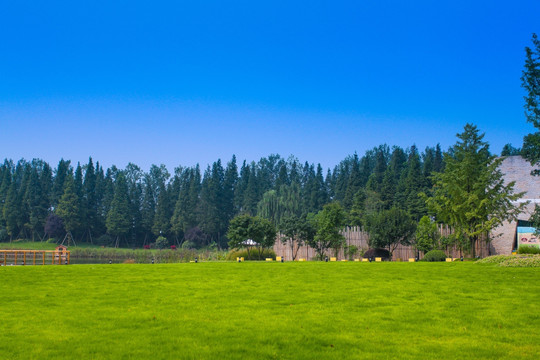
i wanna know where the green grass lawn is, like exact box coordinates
[1,262,538,359]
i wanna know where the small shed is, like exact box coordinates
[55,245,68,252]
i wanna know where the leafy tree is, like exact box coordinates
[280,214,316,260]
[366,207,416,255]
[309,202,347,260]
[227,214,276,259]
[426,124,527,257]
[257,190,281,226]
[414,215,439,253]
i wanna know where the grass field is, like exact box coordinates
[1,262,539,359]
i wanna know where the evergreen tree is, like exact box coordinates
[403,145,426,220]
[426,124,527,257]
[243,163,260,215]
[106,172,131,247]
[141,174,156,242]
[3,180,22,239]
[223,155,238,223]
[52,159,71,207]
[152,181,171,237]
[342,154,360,209]
[83,157,97,241]
[521,33,540,173]
[56,174,81,243]
[24,167,48,241]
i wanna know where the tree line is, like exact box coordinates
[0,143,446,248]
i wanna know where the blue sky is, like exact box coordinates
[1,1,538,172]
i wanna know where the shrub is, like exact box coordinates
[226,248,276,261]
[344,245,359,260]
[181,241,196,250]
[46,237,58,244]
[517,245,540,254]
[363,248,390,260]
[155,236,169,249]
[423,250,447,262]
[95,234,114,247]
[0,228,8,242]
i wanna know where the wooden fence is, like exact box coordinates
[273,226,490,261]
[0,250,71,266]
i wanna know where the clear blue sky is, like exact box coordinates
[1,1,538,172]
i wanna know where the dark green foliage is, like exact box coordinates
[363,248,390,260]
[426,124,526,257]
[227,214,277,259]
[0,137,467,248]
[279,214,316,260]
[309,202,347,260]
[366,207,416,255]
[0,228,8,242]
[521,33,540,174]
[44,214,64,239]
[95,234,114,247]
[56,174,81,236]
[106,172,131,245]
[423,250,447,262]
[501,144,522,156]
[415,215,439,253]
[155,236,169,249]
[517,245,540,254]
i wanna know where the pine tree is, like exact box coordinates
[403,145,426,220]
[83,157,97,241]
[243,163,260,215]
[152,181,171,237]
[52,159,71,207]
[426,124,527,257]
[521,33,540,172]
[223,156,238,223]
[106,172,131,247]
[24,167,48,241]
[56,174,81,244]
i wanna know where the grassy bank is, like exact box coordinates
[1,262,539,359]
[0,241,227,263]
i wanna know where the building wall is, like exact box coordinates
[490,156,540,255]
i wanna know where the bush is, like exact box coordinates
[226,248,276,261]
[95,234,114,247]
[181,241,196,250]
[517,245,540,254]
[155,236,169,249]
[0,228,8,242]
[344,245,359,260]
[423,250,447,262]
[363,248,390,260]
